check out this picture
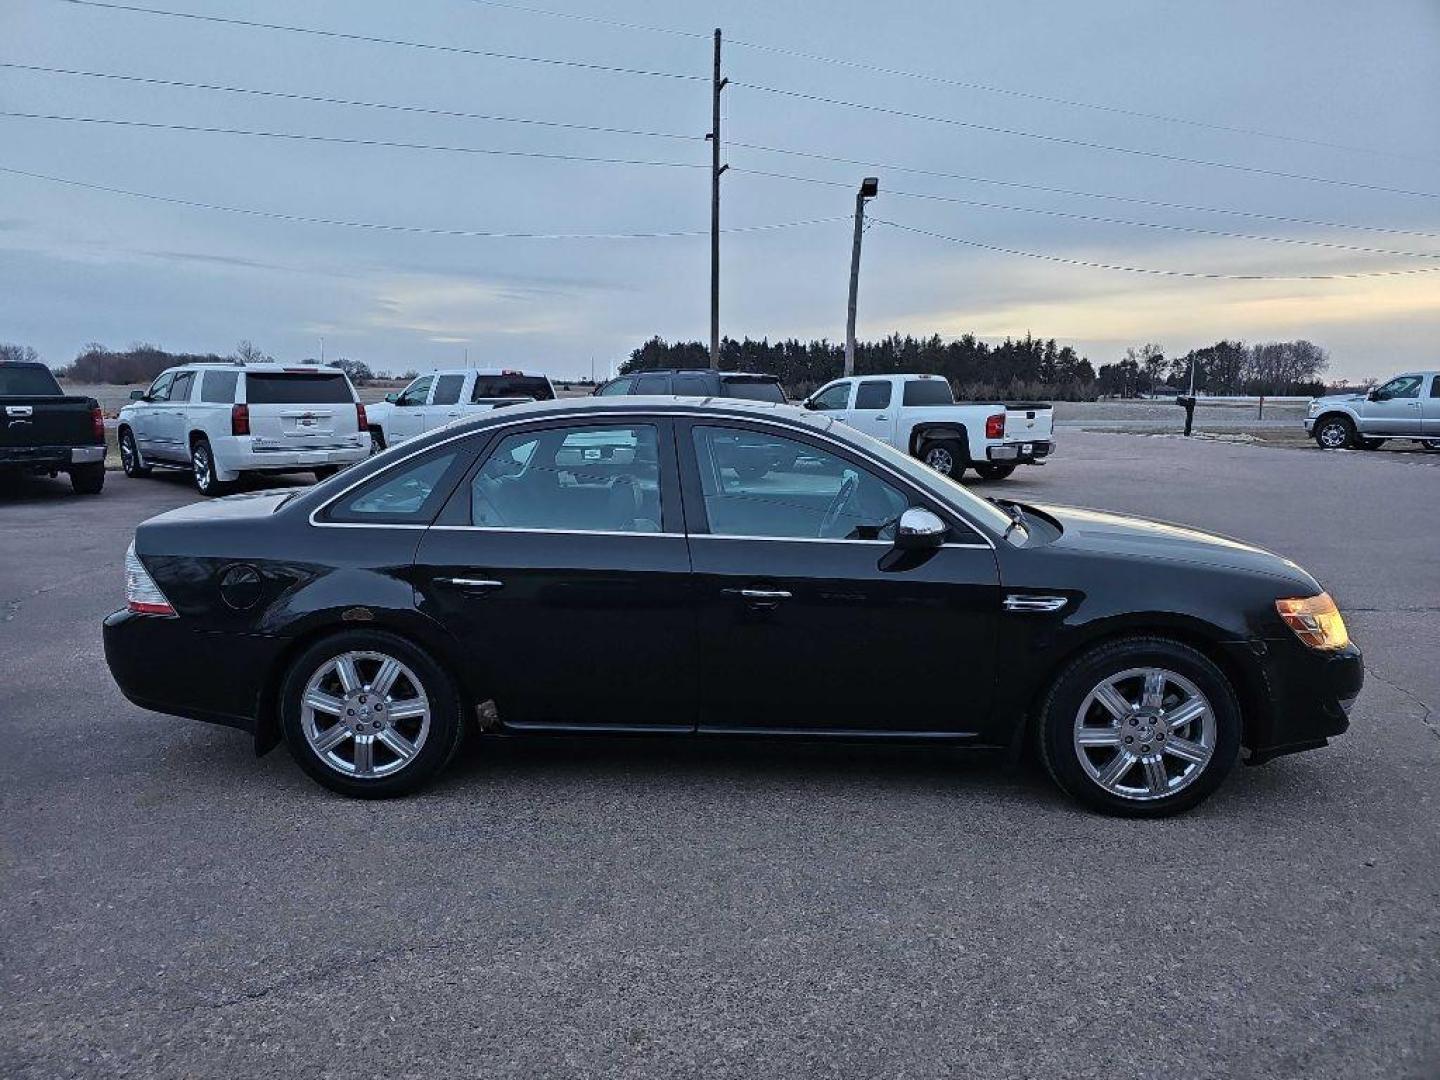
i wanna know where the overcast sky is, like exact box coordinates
[2,0,1437,381]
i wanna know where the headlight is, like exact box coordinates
[1307,402,1321,416]
[1275,592,1349,650]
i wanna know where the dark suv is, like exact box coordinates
[593,369,787,402]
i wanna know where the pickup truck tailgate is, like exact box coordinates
[0,396,97,448]
[1005,403,1054,442]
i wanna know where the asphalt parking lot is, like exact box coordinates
[3,433,1437,1079]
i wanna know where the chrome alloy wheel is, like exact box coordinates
[923,445,955,474]
[1073,667,1216,801]
[1316,419,1349,449]
[192,442,213,491]
[300,650,431,778]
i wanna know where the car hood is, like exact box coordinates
[145,488,296,525]
[1310,393,1365,405]
[1032,503,1318,588]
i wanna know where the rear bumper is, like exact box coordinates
[213,436,368,478]
[103,608,280,733]
[0,444,104,470]
[987,439,1053,464]
[1223,637,1364,764]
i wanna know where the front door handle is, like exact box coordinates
[724,587,792,610]
[436,577,504,591]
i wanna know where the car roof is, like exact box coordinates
[426,368,552,378]
[162,363,350,374]
[614,370,781,380]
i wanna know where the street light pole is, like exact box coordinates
[708,29,728,370]
[844,177,879,377]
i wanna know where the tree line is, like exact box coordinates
[1096,340,1331,397]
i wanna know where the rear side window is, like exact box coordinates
[0,365,62,396]
[854,380,892,410]
[632,373,670,395]
[722,378,785,403]
[169,371,195,402]
[672,372,713,397]
[245,372,353,405]
[1432,377,1440,398]
[471,375,555,402]
[432,374,465,406]
[902,379,954,406]
[325,451,463,524]
[201,370,238,403]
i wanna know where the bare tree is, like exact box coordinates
[0,343,41,365]
[233,340,272,365]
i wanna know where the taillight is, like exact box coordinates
[125,542,175,616]
[356,402,367,431]
[985,412,1006,439]
[231,403,250,436]
[90,405,104,441]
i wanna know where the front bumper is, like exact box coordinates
[0,444,104,470]
[1223,636,1364,764]
[103,609,279,733]
[987,439,1053,464]
[1303,418,1317,433]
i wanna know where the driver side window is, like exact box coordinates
[691,425,908,541]
[809,383,852,411]
[398,376,433,406]
[147,371,175,402]
[1377,375,1422,399]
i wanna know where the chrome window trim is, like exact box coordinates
[690,534,991,549]
[309,407,999,548]
[428,525,682,538]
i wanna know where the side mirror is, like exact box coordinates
[129,389,147,401]
[1368,389,1387,401]
[385,391,400,403]
[802,399,819,411]
[895,507,946,550]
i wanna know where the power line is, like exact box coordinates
[732,82,1440,200]
[0,163,845,238]
[0,111,708,169]
[0,61,700,143]
[458,0,706,40]
[55,0,706,82]
[872,218,1440,281]
[726,142,1440,241]
[729,167,1440,261]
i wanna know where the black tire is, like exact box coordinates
[369,428,387,455]
[118,427,150,477]
[974,463,1017,481]
[1037,636,1241,817]
[920,438,967,480]
[70,462,105,495]
[1424,440,1440,452]
[1313,415,1354,450]
[190,436,231,496]
[1356,437,1384,450]
[313,466,340,482]
[279,629,464,798]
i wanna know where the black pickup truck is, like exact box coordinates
[0,361,107,494]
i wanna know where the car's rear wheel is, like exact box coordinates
[280,630,463,798]
[119,427,150,477]
[921,439,966,480]
[369,428,387,455]
[313,466,340,481]
[974,463,1017,481]
[70,463,105,495]
[1425,439,1440,452]
[1038,637,1241,817]
[1314,415,1354,450]
[191,436,231,496]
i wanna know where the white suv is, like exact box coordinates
[117,363,369,495]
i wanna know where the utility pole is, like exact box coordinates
[844,177,880,376]
[707,28,728,369]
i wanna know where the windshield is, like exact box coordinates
[0,365,63,396]
[819,417,1017,536]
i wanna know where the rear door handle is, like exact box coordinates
[436,577,504,590]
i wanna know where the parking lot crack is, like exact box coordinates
[1366,666,1437,740]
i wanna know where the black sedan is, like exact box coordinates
[104,397,1362,815]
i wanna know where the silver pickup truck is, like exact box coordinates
[1306,371,1440,451]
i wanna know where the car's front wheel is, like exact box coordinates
[921,439,966,480]
[279,630,464,798]
[119,427,150,477]
[1038,637,1241,816]
[973,463,1017,481]
[1313,415,1354,450]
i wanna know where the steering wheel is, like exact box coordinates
[817,472,859,538]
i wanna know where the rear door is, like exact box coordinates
[242,370,358,454]
[1425,375,1440,437]
[414,417,696,729]
[678,418,1001,734]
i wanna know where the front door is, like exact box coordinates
[1421,375,1440,437]
[414,418,697,729]
[388,375,433,444]
[1361,373,1426,436]
[132,370,174,458]
[153,370,194,461]
[846,378,897,444]
[678,420,1001,734]
[423,373,467,432]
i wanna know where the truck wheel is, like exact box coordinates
[313,466,340,481]
[1356,437,1384,450]
[119,427,150,477]
[191,436,231,496]
[1424,440,1440,452]
[921,439,966,480]
[1313,416,1354,450]
[369,428,387,455]
[70,463,105,495]
[974,463,1017,481]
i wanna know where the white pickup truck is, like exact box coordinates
[364,367,556,451]
[802,373,1054,480]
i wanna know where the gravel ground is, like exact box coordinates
[2,431,1437,1079]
